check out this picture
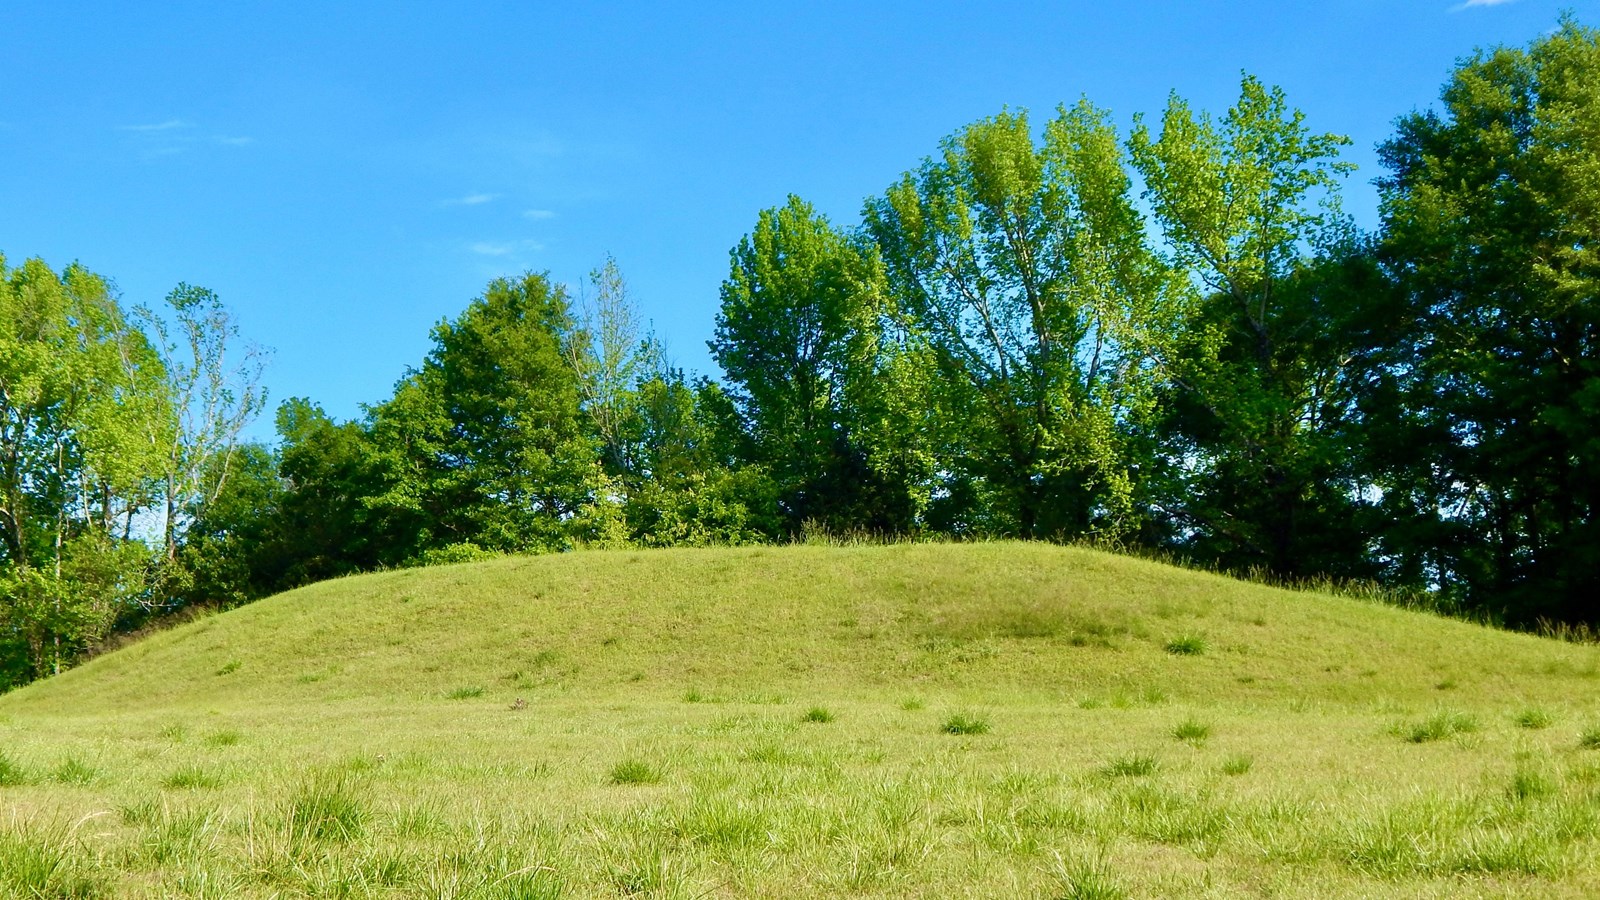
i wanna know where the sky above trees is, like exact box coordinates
[2,0,1593,435]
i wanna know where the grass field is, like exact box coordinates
[2,542,1599,897]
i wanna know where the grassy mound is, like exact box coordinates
[1,542,1598,897]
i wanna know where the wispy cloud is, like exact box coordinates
[117,119,252,158]
[1451,0,1515,10]
[445,193,499,206]
[120,119,191,132]
[468,239,544,257]
[522,208,557,220]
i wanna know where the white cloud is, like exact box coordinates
[116,120,251,158]
[1451,0,1516,10]
[446,193,499,206]
[468,239,544,257]
[522,208,557,220]
[120,119,191,132]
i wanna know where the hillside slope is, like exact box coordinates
[2,543,1598,898]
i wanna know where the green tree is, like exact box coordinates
[713,195,921,535]
[1127,75,1370,578]
[613,371,778,546]
[135,284,267,564]
[0,255,172,680]
[1373,19,1600,623]
[365,273,600,557]
[864,103,1164,538]
[567,255,661,478]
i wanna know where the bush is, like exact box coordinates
[414,543,503,567]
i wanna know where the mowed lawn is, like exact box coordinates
[2,542,1599,898]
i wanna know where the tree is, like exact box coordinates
[713,195,921,535]
[0,255,172,680]
[135,284,267,565]
[1374,19,1600,623]
[612,371,778,546]
[864,103,1164,538]
[1126,75,1370,578]
[365,272,600,557]
[567,255,661,478]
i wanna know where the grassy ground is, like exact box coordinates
[2,542,1599,898]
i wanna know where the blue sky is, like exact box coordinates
[2,0,1593,439]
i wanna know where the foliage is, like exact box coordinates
[1371,18,1600,625]
[865,103,1164,538]
[1126,75,1373,578]
[365,272,599,558]
[714,195,924,536]
[0,256,172,680]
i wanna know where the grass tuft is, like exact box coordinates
[1172,719,1210,744]
[1050,851,1126,900]
[1101,754,1158,778]
[1508,766,1556,802]
[0,750,32,786]
[50,758,96,785]
[202,729,242,748]
[941,712,990,735]
[285,769,367,844]
[801,706,834,724]
[609,759,663,785]
[1164,634,1206,655]
[1513,707,1554,729]
[1399,711,1478,743]
[1220,754,1253,776]
[446,685,485,700]
[0,825,100,899]
[1580,726,1600,749]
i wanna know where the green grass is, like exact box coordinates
[608,759,662,785]
[800,705,834,723]
[1221,753,1253,776]
[285,769,368,843]
[939,711,990,735]
[1514,707,1555,729]
[1164,633,1207,655]
[1172,718,1210,744]
[0,749,32,785]
[50,757,96,785]
[1,542,1599,897]
[1399,710,1479,743]
[1101,753,1159,778]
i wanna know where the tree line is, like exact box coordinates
[3,21,1596,689]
